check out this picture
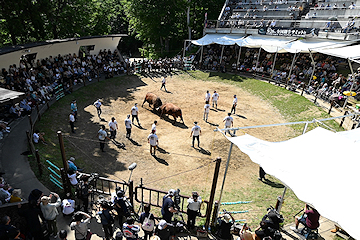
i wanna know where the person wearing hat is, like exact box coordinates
[68,157,83,172]
[160,76,167,92]
[109,117,118,139]
[187,192,202,230]
[70,211,91,240]
[94,99,102,118]
[217,213,235,240]
[190,122,201,148]
[69,112,76,133]
[151,121,158,134]
[155,219,175,240]
[114,189,129,228]
[223,113,234,135]
[125,115,132,139]
[212,91,220,108]
[161,189,177,223]
[147,130,159,156]
[98,202,114,240]
[231,95,238,114]
[205,90,211,102]
[71,100,78,121]
[203,101,210,122]
[131,103,141,126]
[40,192,61,237]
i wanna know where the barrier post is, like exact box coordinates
[211,201,219,228]
[57,131,68,172]
[328,100,334,114]
[129,180,134,206]
[28,115,33,132]
[36,102,41,121]
[340,111,348,127]
[35,149,43,176]
[83,76,86,87]
[205,157,221,229]
[60,168,73,198]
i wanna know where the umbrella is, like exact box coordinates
[343,91,357,96]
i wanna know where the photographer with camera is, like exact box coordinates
[161,189,178,223]
[114,189,129,228]
[216,213,235,240]
[254,208,283,240]
[70,211,91,240]
[187,192,202,230]
[76,176,90,213]
[155,220,175,240]
[290,204,320,233]
[98,202,114,240]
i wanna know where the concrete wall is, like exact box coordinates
[0,36,122,70]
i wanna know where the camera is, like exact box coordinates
[97,194,113,210]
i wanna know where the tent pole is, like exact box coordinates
[308,50,316,90]
[270,47,278,79]
[183,40,187,59]
[200,46,204,66]
[287,52,297,88]
[276,187,287,212]
[220,45,225,64]
[342,58,355,108]
[237,45,242,67]
[302,122,309,135]
[216,129,236,220]
[255,47,261,69]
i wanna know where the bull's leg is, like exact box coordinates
[142,98,146,107]
[173,115,177,124]
[180,115,184,124]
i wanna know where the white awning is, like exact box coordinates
[225,127,360,240]
[0,88,25,105]
[237,35,296,53]
[191,34,245,46]
[316,44,360,60]
[282,38,352,53]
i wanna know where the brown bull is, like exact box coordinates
[142,92,163,110]
[159,103,184,124]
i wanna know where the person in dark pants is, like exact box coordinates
[216,213,235,240]
[190,122,201,148]
[69,112,76,133]
[187,192,202,230]
[125,115,132,139]
[98,203,114,240]
[18,201,46,240]
[114,189,128,228]
[77,176,90,213]
[160,77,167,92]
[258,166,266,181]
[230,95,238,114]
[97,125,110,152]
[139,204,155,240]
[108,117,118,139]
[161,189,177,223]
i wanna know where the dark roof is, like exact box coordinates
[0,34,127,56]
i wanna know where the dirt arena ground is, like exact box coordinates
[61,71,295,202]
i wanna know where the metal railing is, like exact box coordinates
[134,185,210,218]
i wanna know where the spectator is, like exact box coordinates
[61,198,75,216]
[58,229,68,240]
[187,192,202,230]
[139,203,155,240]
[40,192,61,237]
[114,189,129,228]
[155,220,175,240]
[9,189,22,203]
[18,201,45,240]
[290,204,320,232]
[123,217,140,240]
[33,129,47,144]
[70,211,91,240]
[161,189,177,223]
[67,157,82,172]
[67,169,78,186]
[98,202,114,240]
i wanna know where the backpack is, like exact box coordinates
[142,213,155,232]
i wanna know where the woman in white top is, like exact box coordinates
[67,169,78,186]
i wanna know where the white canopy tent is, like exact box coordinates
[191,34,245,46]
[282,38,353,53]
[315,44,360,60]
[224,127,360,239]
[236,35,296,53]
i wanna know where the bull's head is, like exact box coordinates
[155,98,163,108]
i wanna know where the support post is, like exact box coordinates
[219,45,225,64]
[211,201,219,228]
[36,102,41,121]
[302,122,309,135]
[255,47,261,69]
[301,81,306,96]
[270,49,278,80]
[276,187,287,212]
[200,46,204,68]
[308,50,316,90]
[28,115,33,132]
[286,52,297,89]
[205,157,221,230]
[328,100,334,114]
[340,111,348,127]
[46,100,50,110]
[35,149,43,176]
[57,131,68,172]
[236,45,242,67]
[342,58,355,108]
[129,180,134,207]
[97,69,100,82]
[141,178,144,212]
[183,40,187,59]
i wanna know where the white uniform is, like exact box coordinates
[151,123,157,133]
[191,125,201,136]
[147,133,158,146]
[205,92,211,102]
[203,103,210,121]
[131,106,138,115]
[98,129,107,140]
[109,120,118,131]
[212,92,219,107]
[223,116,233,127]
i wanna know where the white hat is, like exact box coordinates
[224,214,231,223]
[158,220,168,230]
[69,157,75,161]
[168,189,176,196]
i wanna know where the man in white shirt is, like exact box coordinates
[205,90,211,102]
[108,117,118,139]
[94,99,102,118]
[203,102,210,122]
[69,112,76,133]
[212,91,219,108]
[187,192,202,229]
[223,113,234,135]
[190,122,201,148]
[125,115,132,139]
[147,130,158,156]
[152,120,158,134]
[231,95,238,114]
[160,77,167,92]
[97,125,110,152]
[131,103,141,126]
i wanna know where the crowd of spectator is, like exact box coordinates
[0,174,23,205]
[196,43,360,105]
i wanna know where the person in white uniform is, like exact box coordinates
[190,122,201,148]
[131,103,141,126]
[147,130,158,156]
[203,102,210,122]
[108,117,118,139]
[223,113,234,135]
[212,91,219,108]
[205,90,211,102]
[231,95,238,114]
[94,99,102,118]
[125,115,132,139]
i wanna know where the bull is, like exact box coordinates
[159,103,184,124]
[142,92,163,110]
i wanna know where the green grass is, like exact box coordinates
[32,71,343,234]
